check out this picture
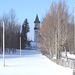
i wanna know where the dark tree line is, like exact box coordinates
[0,9,30,51]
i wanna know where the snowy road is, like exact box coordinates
[0,50,73,75]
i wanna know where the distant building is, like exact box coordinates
[34,15,40,48]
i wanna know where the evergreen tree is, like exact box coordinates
[21,18,30,49]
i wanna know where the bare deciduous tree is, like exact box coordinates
[39,1,74,60]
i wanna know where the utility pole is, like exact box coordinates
[73,2,75,75]
[20,37,21,58]
[3,21,5,67]
[74,1,75,54]
[20,25,22,58]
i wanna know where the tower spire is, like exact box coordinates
[34,14,40,46]
[34,15,40,23]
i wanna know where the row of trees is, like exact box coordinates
[39,1,74,59]
[0,9,30,51]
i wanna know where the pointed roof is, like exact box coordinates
[34,15,40,23]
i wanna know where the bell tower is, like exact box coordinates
[34,15,40,45]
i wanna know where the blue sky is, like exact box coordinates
[0,0,74,40]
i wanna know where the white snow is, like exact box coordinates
[61,52,75,60]
[0,50,73,75]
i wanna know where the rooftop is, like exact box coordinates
[34,15,40,23]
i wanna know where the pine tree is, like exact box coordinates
[21,19,30,49]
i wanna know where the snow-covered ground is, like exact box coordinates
[0,50,73,75]
[61,52,75,60]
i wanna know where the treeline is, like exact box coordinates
[39,1,74,59]
[0,9,30,50]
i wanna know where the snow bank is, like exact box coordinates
[61,52,75,59]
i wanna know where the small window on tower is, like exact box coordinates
[35,31,38,34]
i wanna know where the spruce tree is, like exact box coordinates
[21,19,30,49]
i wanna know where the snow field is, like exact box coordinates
[0,50,73,75]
